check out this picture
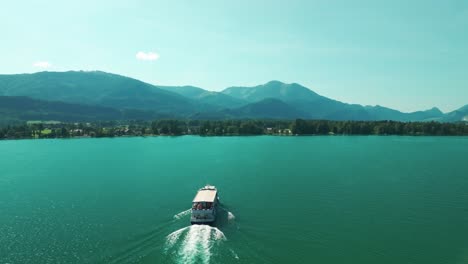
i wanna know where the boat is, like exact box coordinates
[191,185,219,225]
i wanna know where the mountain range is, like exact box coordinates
[0,71,466,124]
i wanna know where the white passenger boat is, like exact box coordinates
[191,185,219,225]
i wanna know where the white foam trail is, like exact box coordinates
[230,248,239,260]
[164,225,227,264]
[212,227,227,241]
[199,226,212,262]
[165,226,190,250]
[227,211,236,221]
[178,226,199,263]
[173,209,191,220]
[179,225,226,264]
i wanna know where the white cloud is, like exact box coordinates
[33,61,51,68]
[136,51,159,61]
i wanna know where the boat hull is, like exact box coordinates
[190,207,217,225]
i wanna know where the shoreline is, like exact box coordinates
[1,133,467,142]
[1,119,466,140]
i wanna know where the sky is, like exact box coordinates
[1,0,467,112]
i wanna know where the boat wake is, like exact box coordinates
[164,225,230,264]
[173,209,191,220]
[227,211,236,221]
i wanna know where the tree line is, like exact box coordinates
[0,119,466,140]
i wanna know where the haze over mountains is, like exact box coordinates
[0,71,466,124]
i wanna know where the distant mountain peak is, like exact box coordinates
[427,107,443,114]
[227,97,306,119]
[263,80,310,90]
[457,104,468,112]
[264,80,285,85]
[222,80,321,103]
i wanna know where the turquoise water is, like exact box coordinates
[1,136,467,264]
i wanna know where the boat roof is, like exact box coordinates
[193,189,217,202]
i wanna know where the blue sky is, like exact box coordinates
[1,0,467,112]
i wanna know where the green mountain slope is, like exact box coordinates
[0,71,463,122]
[440,105,468,122]
[0,96,160,123]
[229,98,306,119]
[0,71,201,115]
[223,80,322,102]
[192,98,308,120]
[222,81,447,121]
[157,85,246,108]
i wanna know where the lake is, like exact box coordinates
[1,136,467,264]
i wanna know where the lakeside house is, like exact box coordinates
[278,129,292,135]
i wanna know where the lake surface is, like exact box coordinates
[1,136,467,264]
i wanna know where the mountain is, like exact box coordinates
[440,105,468,122]
[222,81,365,119]
[362,105,444,122]
[222,81,447,121]
[0,71,202,115]
[223,80,322,102]
[405,107,444,121]
[193,98,306,119]
[157,85,246,108]
[0,71,464,123]
[0,96,161,123]
[228,98,306,119]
